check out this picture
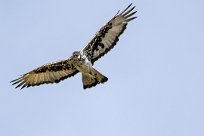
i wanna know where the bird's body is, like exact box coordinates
[71,51,108,89]
[71,51,92,73]
[11,3,137,89]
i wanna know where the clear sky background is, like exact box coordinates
[0,0,203,136]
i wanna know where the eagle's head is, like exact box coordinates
[71,51,81,60]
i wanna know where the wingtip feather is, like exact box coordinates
[120,3,133,15]
[126,16,137,22]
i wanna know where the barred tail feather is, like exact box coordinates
[82,68,108,89]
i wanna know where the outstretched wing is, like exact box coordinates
[11,59,78,89]
[82,3,137,64]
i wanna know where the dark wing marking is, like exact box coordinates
[11,59,78,89]
[82,3,137,64]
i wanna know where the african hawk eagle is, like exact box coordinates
[11,3,137,89]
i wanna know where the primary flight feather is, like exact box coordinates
[11,3,137,89]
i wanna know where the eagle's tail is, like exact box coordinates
[82,68,108,89]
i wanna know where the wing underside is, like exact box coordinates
[83,3,137,64]
[11,59,78,89]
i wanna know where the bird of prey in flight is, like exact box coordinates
[11,3,137,89]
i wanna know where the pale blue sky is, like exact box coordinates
[0,0,204,136]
